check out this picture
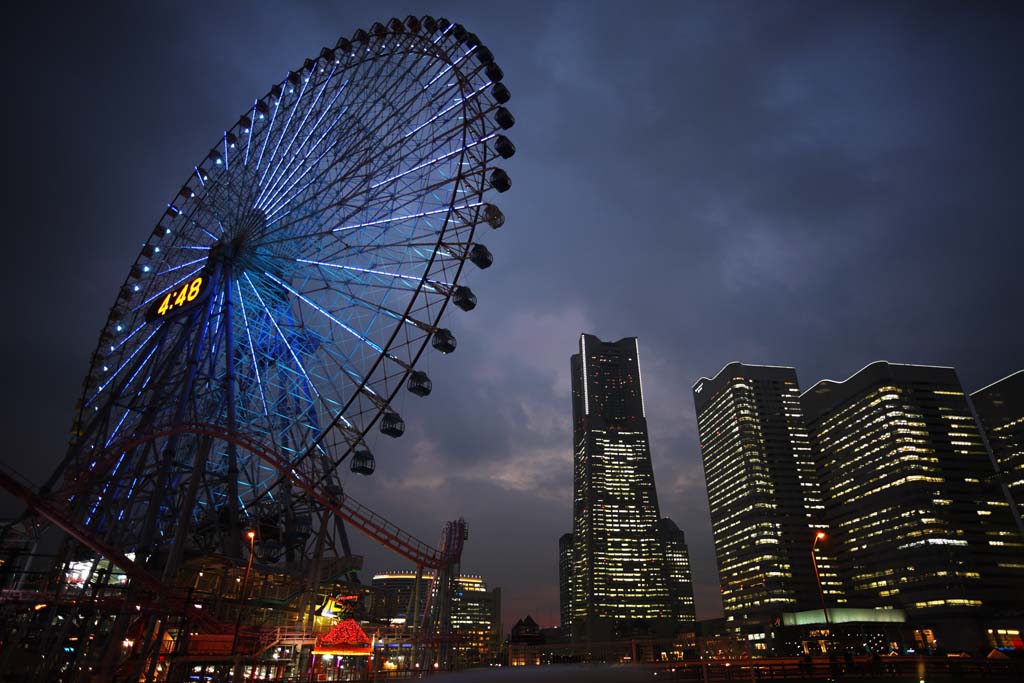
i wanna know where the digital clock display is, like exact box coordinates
[146,275,210,322]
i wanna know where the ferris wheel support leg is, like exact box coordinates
[46,557,103,678]
[295,510,329,679]
[70,562,113,676]
[143,619,170,683]
[410,563,423,668]
[302,510,330,631]
[222,263,242,560]
[331,515,358,582]
[128,613,160,683]
[163,435,214,583]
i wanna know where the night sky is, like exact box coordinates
[3,2,1022,632]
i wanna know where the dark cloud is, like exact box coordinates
[2,1,1021,630]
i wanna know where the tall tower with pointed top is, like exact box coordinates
[570,334,671,641]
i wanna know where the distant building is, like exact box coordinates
[371,570,431,625]
[692,363,838,644]
[509,614,543,644]
[451,575,502,665]
[803,362,1024,651]
[657,518,696,625]
[558,532,573,630]
[570,334,672,641]
[972,370,1024,529]
[371,571,501,665]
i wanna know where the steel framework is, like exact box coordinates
[0,15,513,682]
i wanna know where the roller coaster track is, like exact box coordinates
[0,422,464,604]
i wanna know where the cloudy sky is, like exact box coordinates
[3,2,1022,630]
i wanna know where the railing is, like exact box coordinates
[646,655,1024,681]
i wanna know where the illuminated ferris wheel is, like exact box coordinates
[45,16,514,568]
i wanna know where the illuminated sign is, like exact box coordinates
[317,594,360,619]
[146,275,210,322]
[782,607,906,626]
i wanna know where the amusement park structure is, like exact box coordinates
[0,15,515,682]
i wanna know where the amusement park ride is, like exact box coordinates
[0,16,514,682]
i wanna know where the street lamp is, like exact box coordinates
[811,531,831,652]
[231,530,258,679]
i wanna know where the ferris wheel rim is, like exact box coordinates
[52,16,513,561]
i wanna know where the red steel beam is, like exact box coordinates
[47,423,455,569]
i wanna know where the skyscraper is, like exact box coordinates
[657,518,696,625]
[971,370,1024,531]
[372,571,501,664]
[692,363,838,641]
[450,575,502,665]
[558,532,573,630]
[371,570,432,625]
[571,334,671,641]
[803,362,1024,650]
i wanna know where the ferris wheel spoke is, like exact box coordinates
[253,49,388,194]
[84,325,164,408]
[254,64,344,208]
[241,272,335,409]
[235,280,270,419]
[259,121,348,220]
[256,102,349,217]
[371,132,492,192]
[294,257,451,292]
[262,271,394,377]
[259,165,465,250]
[252,54,479,237]
[154,255,208,278]
[257,123,478,243]
[256,73,317,191]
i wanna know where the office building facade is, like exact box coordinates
[559,532,573,630]
[693,363,839,642]
[803,362,1024,650]
[657,518,697,625]
[371,571,432,625]
[972,370,1024,530]
[571,334,671,641]
[450,575,502,665]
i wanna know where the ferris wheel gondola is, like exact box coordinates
[48,15,514,566]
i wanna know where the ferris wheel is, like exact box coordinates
[43,16,514,569]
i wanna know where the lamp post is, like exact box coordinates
[811,531,831,653]
[232,530,257,681]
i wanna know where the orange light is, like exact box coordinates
[246,530,256,540]
[33,603,47,611]
[816,531,826,540]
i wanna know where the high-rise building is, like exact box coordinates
[657,518,696,625]
[558,533,573,630]
[371,571,501,664]
[692,363,839,641]
[803,362,1024,650]
[972,370,1024,530]
[450,575,502,665]
[371,570,432,625]
[571,334,671,641]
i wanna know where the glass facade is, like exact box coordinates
[972,370,1024,529]
[371,571,501,664]
[803,362,1024,649]
[658,518,696,624]
[693,363,838,638]
[571,334,672,640]
[559,532,573,629]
